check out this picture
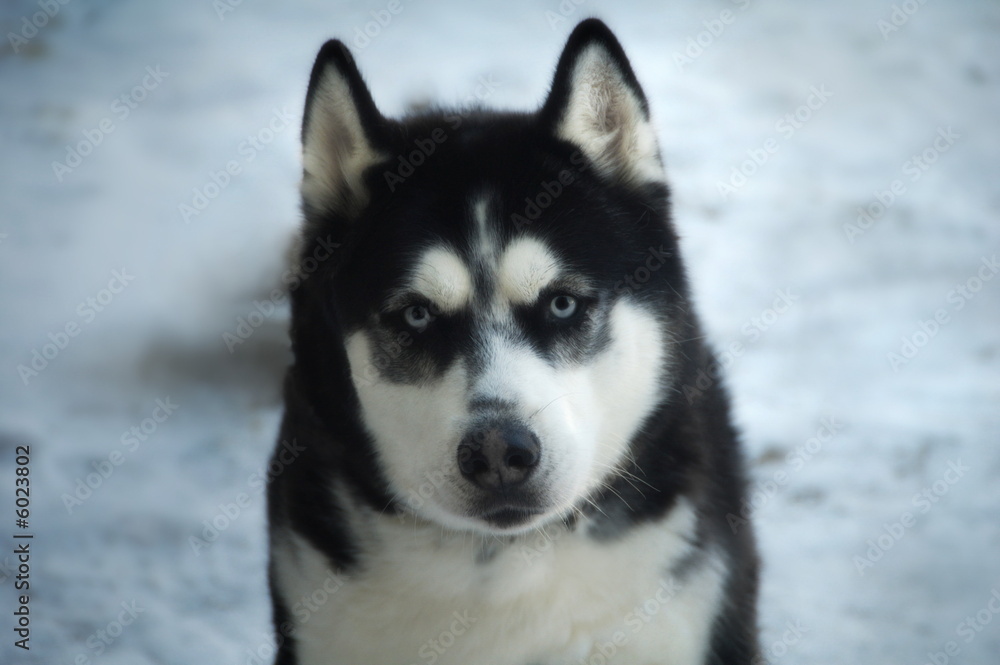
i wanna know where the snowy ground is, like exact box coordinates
[0,0,998,663]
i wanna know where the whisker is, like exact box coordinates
[580,496,611,521]
[598,480,634,511]
[528,392,579,420]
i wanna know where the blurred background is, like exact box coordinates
[0,0,998,663]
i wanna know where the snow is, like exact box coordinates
[1,0,998,663]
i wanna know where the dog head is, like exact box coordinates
[292,20,694,535]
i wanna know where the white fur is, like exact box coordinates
[283,33,728,665]
[556,45,664,185]
[301,64,383,212]
[468,300,668,515]
[391,246,474,314]
[497,237,561,305]
[471,195,499,265]
[346,293,667,535]
[330,234,691,662]
[346,331,472,529]
[272,500,726,664]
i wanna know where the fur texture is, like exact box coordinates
[267,19,760,664]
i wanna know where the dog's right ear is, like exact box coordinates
[540,20,663,187]
[301,40,386,215]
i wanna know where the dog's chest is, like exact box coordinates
[275,503,725,664]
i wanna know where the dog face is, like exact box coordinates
[296,22,689,534]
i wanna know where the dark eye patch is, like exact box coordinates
[512,289,609,364]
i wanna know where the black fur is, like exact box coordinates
[267,18,759,663]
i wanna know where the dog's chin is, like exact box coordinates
[419,500,557,536]
[408,476,582,535]
[476,505,546,532]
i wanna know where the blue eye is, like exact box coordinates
[403,305,432,330]
[549,295,577,319]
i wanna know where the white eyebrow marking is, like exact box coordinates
[497,237,562,305]
[390,245,473,313]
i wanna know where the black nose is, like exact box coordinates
[457,423,540,490]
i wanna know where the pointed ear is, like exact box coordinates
[540,20,664,186]
[301,40,386,215]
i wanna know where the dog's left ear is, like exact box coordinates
[301,40,386,215]
[540,19,664,186]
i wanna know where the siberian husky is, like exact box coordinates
[267,19,759,664]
